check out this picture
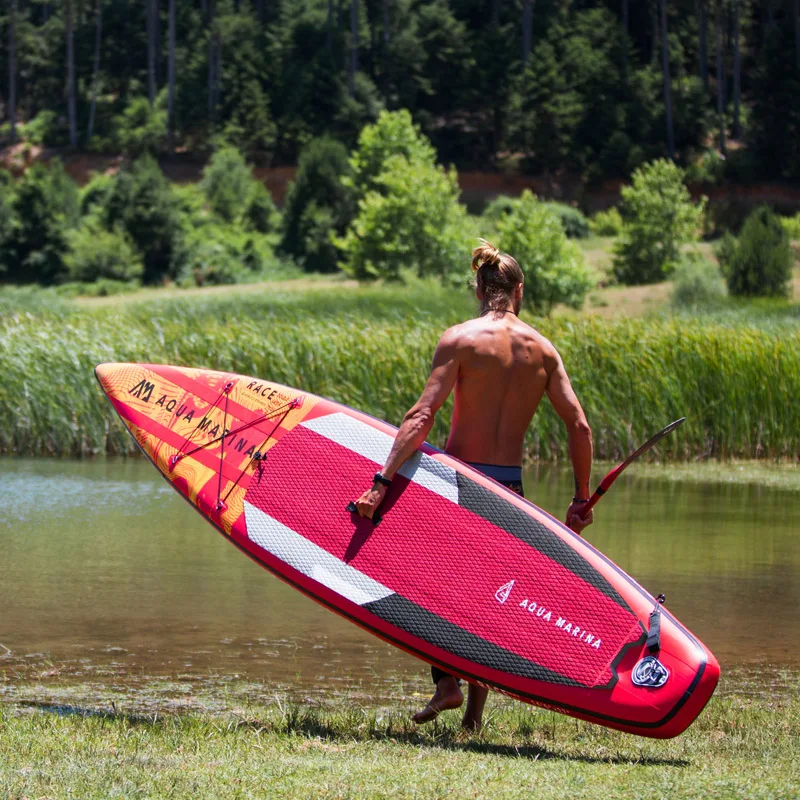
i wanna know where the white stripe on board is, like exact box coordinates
[300,412,459,503]
[244,501,394,606]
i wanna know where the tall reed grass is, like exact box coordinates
[1,285,798,460]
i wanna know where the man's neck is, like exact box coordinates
[479,305,516,317]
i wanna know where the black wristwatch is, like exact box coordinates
[373,472,392,488]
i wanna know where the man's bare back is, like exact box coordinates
[444,312,561,467]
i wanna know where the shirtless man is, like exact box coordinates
[354,239,594,731]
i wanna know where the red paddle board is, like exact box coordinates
[95,362,719,738]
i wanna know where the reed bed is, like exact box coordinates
[1,285,798,461]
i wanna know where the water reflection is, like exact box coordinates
[1,457,798,708]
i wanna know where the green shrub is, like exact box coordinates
[613,159,705,285]
[101,156,184,284]
[590,207,623,236]
[685,149,727,186]
[2,160,80,285]
[24,110,66,147]
[180,224,287,287]
[336,154,469,282]
[492,190,593,315]
[63,217,144,283]
[114,95,167,157]
[201,146,254,224]
[281,137,354,273]
[541,202,590,239]
[80,172,115,216]
[243,181,279,234]
[670,256,727,308]
[780,213,800,240]
[716,206,793,298]
[481,196,516,226]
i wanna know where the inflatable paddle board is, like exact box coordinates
[95,363,719,738]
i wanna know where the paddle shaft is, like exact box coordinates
[578,418,686,520]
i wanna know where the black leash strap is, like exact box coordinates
[646,594,666,653]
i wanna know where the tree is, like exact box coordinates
[716,207,792,297]
[522,0,534,66]
[697,0,709,91]
[349,109,438,197]
[613,159,705,285]
[3,161,80,285]
[660,0,675,159]
[201,146,256,223]
[731,0,741,138]
[101,156,184,283]
[490,191,593,315]
[148,0,158,106]
[349,0,358,95]
[87,0,104,142]
[167,0,176,151]
[336,154,469,282]
[8,0,17,144]
[715,2,726,155]
[66,0,78,147]
[280,136,355,272]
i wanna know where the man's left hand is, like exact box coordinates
[566,500,593,536]
[354,484,387,520]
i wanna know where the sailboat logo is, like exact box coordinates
[495,580,515,604]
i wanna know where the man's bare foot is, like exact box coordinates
[412,677,463,724]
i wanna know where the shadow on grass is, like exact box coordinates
[18,701,689,767]
[17,701,166,726]
[238,713,690,767]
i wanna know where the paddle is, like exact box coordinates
[578,417,686,520]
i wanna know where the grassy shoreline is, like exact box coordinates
[2,691,798,799]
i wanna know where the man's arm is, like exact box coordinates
[545,349,594,534]
[354,329,460,519]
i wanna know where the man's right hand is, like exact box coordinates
[566,500,593,536]
[354,484,387,520]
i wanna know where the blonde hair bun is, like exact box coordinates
[472,238,502,272]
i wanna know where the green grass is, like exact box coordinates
[1,691,798,799]
[1,281,799,460]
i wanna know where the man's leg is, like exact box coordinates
[462,684,489,731]
[412,666,463,724]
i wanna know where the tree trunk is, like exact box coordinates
[732,0,741,138]
[795,0,800,70]
[8,0,17,144]
[660,0,675,160]
[66,0,78,147]
[256,0,265,24]
[622,0,629,73]
[383,0,389,44]
[651,0,659,64]
[88,0,103,142]
[167,0,175,152]
[327,0,334,52]
[349,0,358,94]
[522,0,534,67]
[207,1,215,118]
[716,5,726,155]
[492,0,500,27]
[148,0,157,105]
[697,0,709,92]
[214,31,221,112]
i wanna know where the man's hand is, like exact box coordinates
[354,484,387,520]
[566,500,593,536]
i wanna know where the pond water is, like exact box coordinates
[1,458,798,711]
